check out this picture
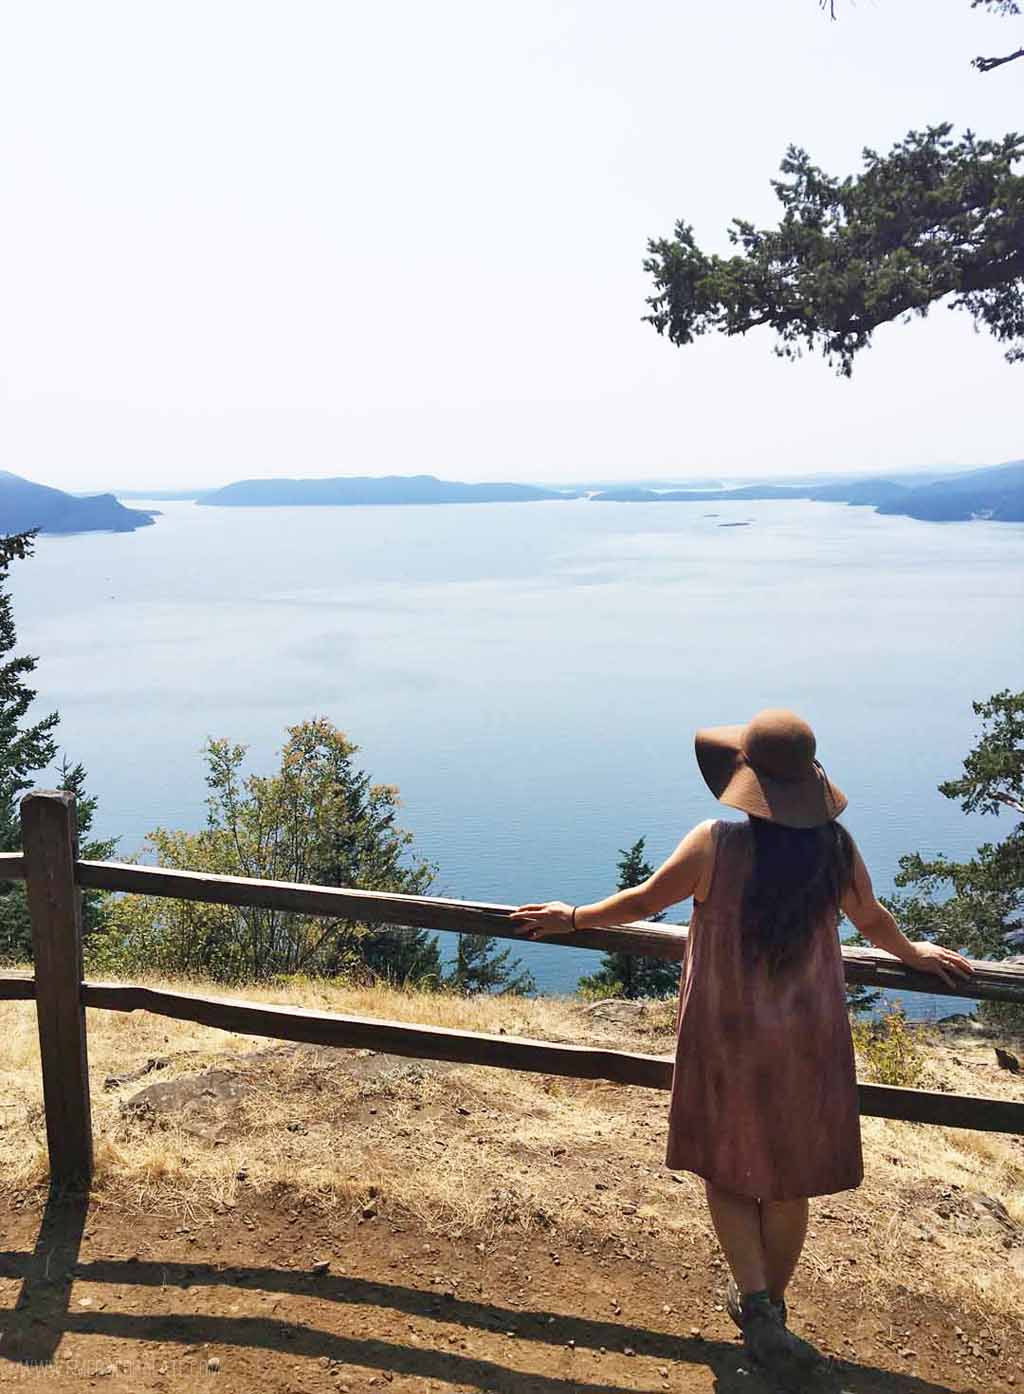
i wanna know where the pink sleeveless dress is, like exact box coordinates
[666,819,863,1200]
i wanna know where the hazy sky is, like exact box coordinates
[2,0,1021,490]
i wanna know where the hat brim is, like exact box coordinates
[695,724,847,829]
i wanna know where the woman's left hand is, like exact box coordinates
[510,901,575,939]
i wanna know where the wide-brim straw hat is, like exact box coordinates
[695,708,847,829]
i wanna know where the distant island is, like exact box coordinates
[197,475,577,507]
[24,458,1018,531]
[590,479,907,506]
[591,459,1024,523]
[0,472,155,535]
[875,460,1024,523]
[187,461,1024,523]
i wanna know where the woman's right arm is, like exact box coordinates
[841,844,974,988]
[510,819,715,940]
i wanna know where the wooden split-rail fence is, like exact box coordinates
[2,790,1023,1185]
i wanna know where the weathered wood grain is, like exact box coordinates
[81,981,1024,1134]
[75,859,1024,1003]
[21,792,93,1182]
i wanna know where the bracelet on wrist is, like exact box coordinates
[571,905,578,930]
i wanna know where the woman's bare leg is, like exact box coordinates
[704,1181,767,1295]
[759,1198,808,1302]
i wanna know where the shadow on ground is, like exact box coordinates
[0,1192,967,1394]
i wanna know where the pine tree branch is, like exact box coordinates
[994,791,1024,816]
[973,46,1024,70]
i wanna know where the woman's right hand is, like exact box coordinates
[510,902,575,940]
[902,940,974,988]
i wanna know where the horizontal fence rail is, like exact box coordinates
[62,985,1024,1134]
[3,973,1022,1135]
[0,971,35,1000]
[73,858,1024,1005]
[4,791,1023,1185]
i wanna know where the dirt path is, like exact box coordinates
[1,1189,1018,1394]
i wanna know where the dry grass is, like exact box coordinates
[2,972,1023,1325]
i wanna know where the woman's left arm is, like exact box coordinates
[511,820,715,940]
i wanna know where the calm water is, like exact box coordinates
[10,497,1024,1013]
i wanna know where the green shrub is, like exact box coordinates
[576,978,624,1003]
[851,1003,932,1088]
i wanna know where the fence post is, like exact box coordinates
[21,790,93,1184]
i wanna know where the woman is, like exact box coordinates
[512,709,973,1381]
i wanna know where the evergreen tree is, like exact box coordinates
[577,838,681,1000]
[885,690,1023,1028]
[0,534,59,846]
[0,753,115,962]
[645,127,1024,378]
[0,532,60,962]
[446,933,536,996]
[645,8,1024,375]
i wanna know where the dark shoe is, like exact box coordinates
[735,1290,823,1387]
[726,1278,787,1328]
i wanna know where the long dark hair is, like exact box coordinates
[741,815,854,974]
